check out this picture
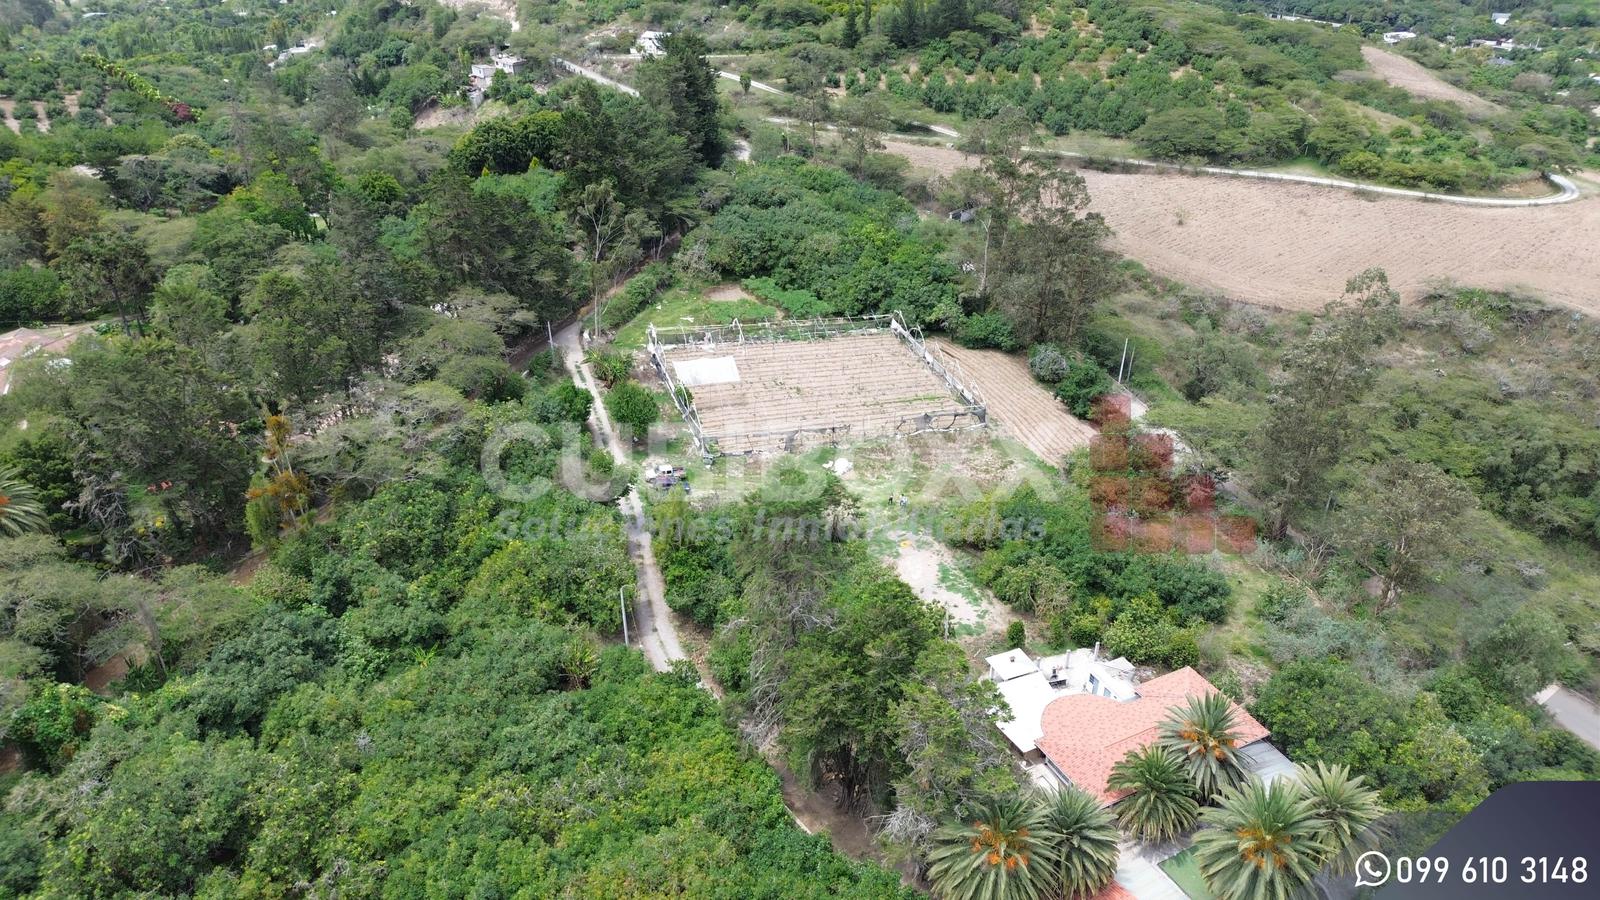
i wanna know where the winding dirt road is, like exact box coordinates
[554,318,684,672]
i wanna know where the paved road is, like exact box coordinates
[1535,684,1600,751]
[1025,149,1581,207]
[554,58,639,97]
[553,318,684,672]
[717,69,784,95]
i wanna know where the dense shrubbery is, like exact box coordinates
[955,310,1020,349]
[687,157,964,327]
[0,453,912,896]
[1253,655,1600,818]
[602,262,672,329]
[654,468,1019,835]
[825,0,1594,188]
[1029,342,1113,417]
[951,485,1232,666]
[743,275,831,317]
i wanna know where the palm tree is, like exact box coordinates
[1107,746,1200,844]
[0,466,47,536]
[1192,777,1329,900]
[928,796,1060,900]
[1040,787,1120,900]
[1299,762,1387,876]
[1158,692,1245,800]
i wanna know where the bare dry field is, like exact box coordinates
[1355,46,1503,118]
[888,140,1600,316]
[665,332,974,453]
[0,323,97,393]
[932,339,1097,465]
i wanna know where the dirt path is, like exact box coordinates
[437,0,519,30]
[886,529,1014,641]
[1356,46,1503,118]
[889,141,1600,316]
[82,653,129,694]
[930,339,1096,466]
[555,58,639,97]
[554,318,683,672]
[705,282,753,302]
[773,758,892,863]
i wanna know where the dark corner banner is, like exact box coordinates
[1354,781,1599,899]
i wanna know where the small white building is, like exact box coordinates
[634,31,670,57]
[1383,31,1418,44]
[1491,12,1512,26]
[471,53,525,81]
[269,41,319,69]
[986,647,1138,758]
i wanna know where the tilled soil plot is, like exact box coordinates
[932,339,1097,466]
[889,140,1600,316]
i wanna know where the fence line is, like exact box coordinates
[646,326,711,458]
[647,312,990,458]
[889,313,987,418]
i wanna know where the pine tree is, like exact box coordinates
[892,0,921,47]
[638,32,726,167]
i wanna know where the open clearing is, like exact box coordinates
[932,339,1097,465]
[663,332,975,454]
[888,140,1600,316]
[886,529,1014,642]
[0,323,97,394]
[1355,46,1503,118]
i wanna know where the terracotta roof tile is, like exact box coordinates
[1036,666,1269,805]
[1088,880,1137,900]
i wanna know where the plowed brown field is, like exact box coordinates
[888,140,1600,316]
[932,339,1097,466]
[1355,47,1503,117]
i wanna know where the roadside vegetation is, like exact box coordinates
[611,0,1599,194]
[0,7,920,895]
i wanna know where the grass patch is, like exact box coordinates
[611,287,782,351]
[1160,848,1216,900]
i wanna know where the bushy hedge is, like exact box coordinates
[1028,342,1112,417]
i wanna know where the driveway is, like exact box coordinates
[554,317,684,672]
[1535,684,1600,751]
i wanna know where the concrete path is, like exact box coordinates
[1114,839,1188,900]
[554,58,640,97]
[554,318,683,672]
[1534,684,1600,751]
[717,69,784,95]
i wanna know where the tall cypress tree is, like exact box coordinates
[639,32,726,168]
[892,0,921,47]
[842,6,861,48]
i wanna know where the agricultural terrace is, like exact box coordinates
[649,317,985,455]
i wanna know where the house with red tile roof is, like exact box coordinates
[1035,666,1279,805]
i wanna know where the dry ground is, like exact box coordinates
[888,140,1600,316]
[932,339,1097,465]
[0,323,97,393]
[1355,46,1503,118]
[887,528,1017,642]
[665,332,975,454]
[704,282,755,302]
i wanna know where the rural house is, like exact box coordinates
[989,651,1295,803]
[471,52,525,81]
